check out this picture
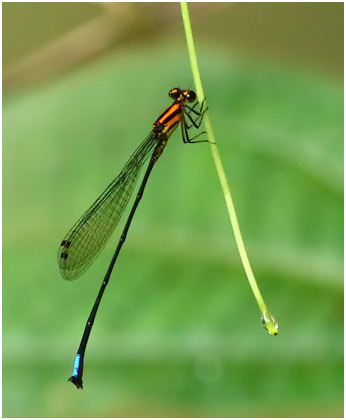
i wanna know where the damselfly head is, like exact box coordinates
[169,88,196,103]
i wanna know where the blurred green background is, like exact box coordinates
[3,2,343,418]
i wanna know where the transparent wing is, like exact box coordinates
[58,132,159,281]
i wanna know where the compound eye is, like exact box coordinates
[169,88,181,99]
[185,90,196,103]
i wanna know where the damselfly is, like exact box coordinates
[58,88,207,389]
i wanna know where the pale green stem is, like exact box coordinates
[180,2,279,335]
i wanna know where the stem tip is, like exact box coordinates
[262,311,279,336]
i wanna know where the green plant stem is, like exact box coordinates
[180,2,279,336]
